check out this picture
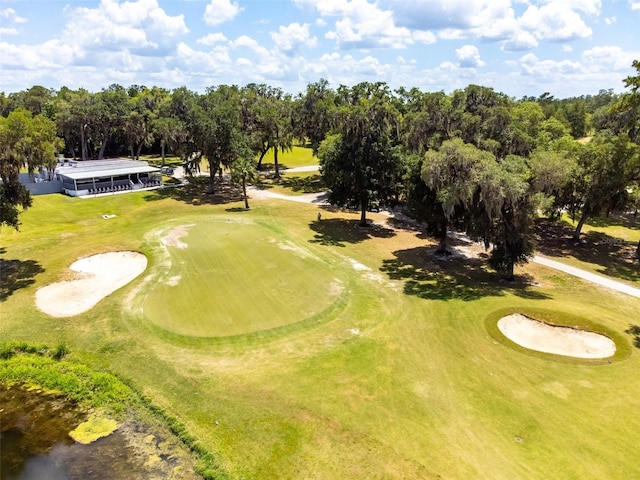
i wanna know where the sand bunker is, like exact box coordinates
[498,313,616,359]
[35,251,147,317]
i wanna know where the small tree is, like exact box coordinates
[570,133,640,241]
[229,139,257,209]
[293,78,335,155]
[28,114,64,181]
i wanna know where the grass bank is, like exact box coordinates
[0,342,227,479]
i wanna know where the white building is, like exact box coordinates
[54,159,162,196]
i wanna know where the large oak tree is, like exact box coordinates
[319,82,403,226]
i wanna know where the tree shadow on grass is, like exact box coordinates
[0,248,45,302]
[535,219,640,284]
[142,177,245,205]
[252,172,324,194]
[625,325,640,348]
[384,215,423,233]
[257,162,282,171]
[585,212,640,231]
[380,246,550,301]
[308,218,396,247]
[279,174,324,193]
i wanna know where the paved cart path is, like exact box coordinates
[532,255,640,298]
[247,185,640,299]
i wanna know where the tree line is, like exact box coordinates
[2,60,639,278]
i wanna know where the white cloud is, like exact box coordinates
[438,28,467,41]
[545,0,601,16]
[271,23,317,54]
[173,41,233,72]
[230,35,259,49]
[502,30,538,51]
[197,33,228,45]
[230,35,271,57]
[0,38,80,70]
[0,27,19,36]
[296,0,602,55]
[0,0,189,92]
[387,0,600,51]
[63,0,188,56]
[477,14,520,42]
[389,0,511,30]
[456,45,485,68]
[0,6,27,35]
[519,3,592,41]
[0,0,636,98]
[0,7,27,23]
[310,52,397,83]
[203,0,243,26]
[631,0,640,9]
[581,45,637,71]
[413,30,436,44]
[512,46,639,96]
[417,59,498,91]
[294,0,414,49]
[293,0,355,17]
[519,53,582,77]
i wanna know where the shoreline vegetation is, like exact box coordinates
[0,342,227,479]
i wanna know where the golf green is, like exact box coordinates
[142,216,345,337]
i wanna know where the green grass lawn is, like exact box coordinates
[142,217,345,337]
[535,214,640,287]
[140,154,183,168]
[256,146,322,196]
[560,212,640,243]
[259,144,318,171]
[1,189,639,480]
[142,144,318,172]
[259,172,324,196]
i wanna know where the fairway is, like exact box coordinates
[2,190,640,480]
[143,218,346,337]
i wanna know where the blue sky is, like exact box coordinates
[1,0,639,98]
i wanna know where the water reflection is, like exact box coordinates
[1,385,200,480]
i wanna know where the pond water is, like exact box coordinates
[1,385,200,480]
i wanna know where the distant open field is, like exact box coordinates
[260,144,318,170]
[1,183,639,479]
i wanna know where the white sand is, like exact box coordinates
[161,224,194,249]
[35,251,147,317]
[498,313,616,359]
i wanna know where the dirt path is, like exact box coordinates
[247,186,640,299]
